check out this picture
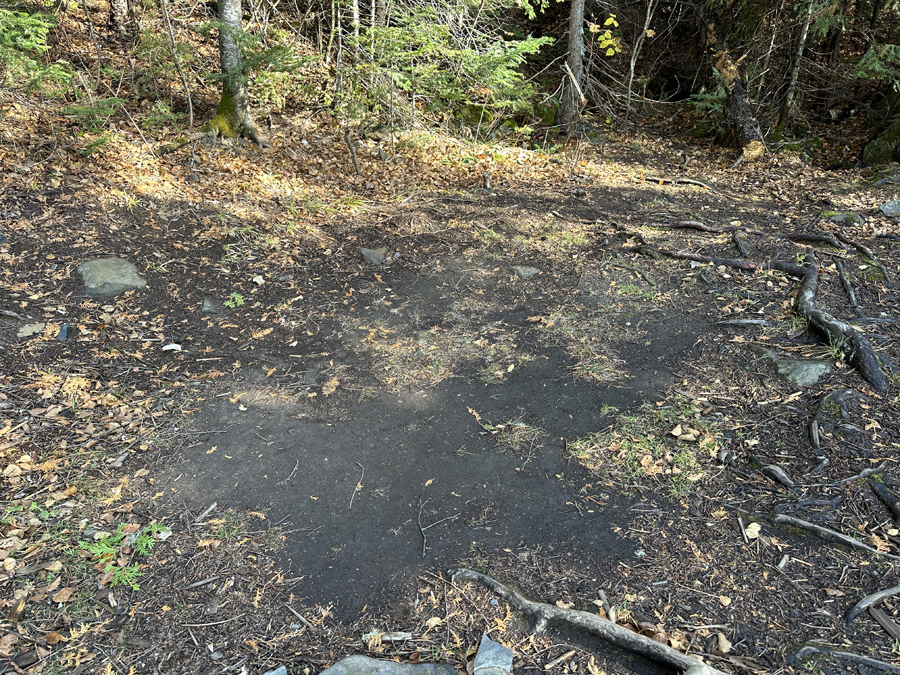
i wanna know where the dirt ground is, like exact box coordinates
[2,116,900,675]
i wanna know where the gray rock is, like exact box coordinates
[0,233,8,244]
[749,345,833,387]
[77,258,147,298]
[202,297,221,315]
[511,266,540,279]
[825,211,864,225]
[262,667,288,675]
[685,666,719,675]
[360,247,386,265]
[17,323,45,339]
[320,655,456,675]
[474,634,513,675]
[881,200,900,216]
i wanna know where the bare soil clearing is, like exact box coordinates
[1,113,899,675]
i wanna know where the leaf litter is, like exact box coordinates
[1,42,900,675]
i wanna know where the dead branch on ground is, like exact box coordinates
[449,567,729,675]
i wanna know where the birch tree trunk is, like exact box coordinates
[207,0,269,146]
[777,0,813,129]
[559,0,586,132]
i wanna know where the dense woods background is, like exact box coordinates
[4,0,900,162]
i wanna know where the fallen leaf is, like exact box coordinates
[0,633,17,656]
[718,595,731,607]
[321,377,339,395]
[52,587,75,603]
[744,522,761,539]
[425,616,442,628]
[44,632,64,645]
[824,588,845,597]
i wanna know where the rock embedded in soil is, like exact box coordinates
[17,323,45,338]
[76,258,147,297]
[202,297,221,315]
[320,655,457,675]
[748,345,833,387]
[473,634,513,675]
[511,265,541,279]
[360,247,386,265]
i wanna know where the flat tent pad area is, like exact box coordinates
[157,264,704,619]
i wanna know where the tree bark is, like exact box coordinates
[207,0,269,146]
[559,0,586,132]
[699,4,765,162]
[777,0,813,129]
[108,0,132,36]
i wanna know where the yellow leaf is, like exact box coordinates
[425,478,434,487]
[744,522,761,539]
[197,538,220,548]
[207,446,217,454]
[425,617,442,628]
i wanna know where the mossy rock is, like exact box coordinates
[863,117,900,164]
[535,101,557,126]
[454,105,494,127]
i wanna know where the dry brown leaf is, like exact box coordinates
[51,587,75,603]
[321,377,339,395]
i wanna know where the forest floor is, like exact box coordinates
[1,88,900,675]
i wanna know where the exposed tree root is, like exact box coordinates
[845,585,900,626]
[787,643,900,672]
[635,243,889,394]
[771,514,900,561]
[836,233,895,288]
[833,258,862,317]
[449,568,728,675]
[869,481,900,526]
[808,389,854,454]
[647,221,847,251]
[794,252,890,395]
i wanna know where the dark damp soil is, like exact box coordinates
[154,253,707,621]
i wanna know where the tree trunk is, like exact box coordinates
[108,0,132,35]
[777,0,813,130]
[207,0,269,146]
[700,4,765,162]
[559,0,586,132]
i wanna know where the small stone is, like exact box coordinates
[511,266,540,279]
[77,258,147,298]
[187,173,200,182]
[262,668,287,675]
[0,233,9,244]
[573,187,586,197]
[360,247,386,265]
[55,324,71,340]
[17,323,45,338]
[202,298,220,315]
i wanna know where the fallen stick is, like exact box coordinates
[449,568,728,675]
[787,643,900,672]
[846,585,900,626]
[772,514,900,561]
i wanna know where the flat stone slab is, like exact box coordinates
[77,258,146,297]
[473,635,513,675]
[511,266,540,279]
[881,200,900,216]
[749,345,832,387]
[320,655,457,675]
[360,247,386,265]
